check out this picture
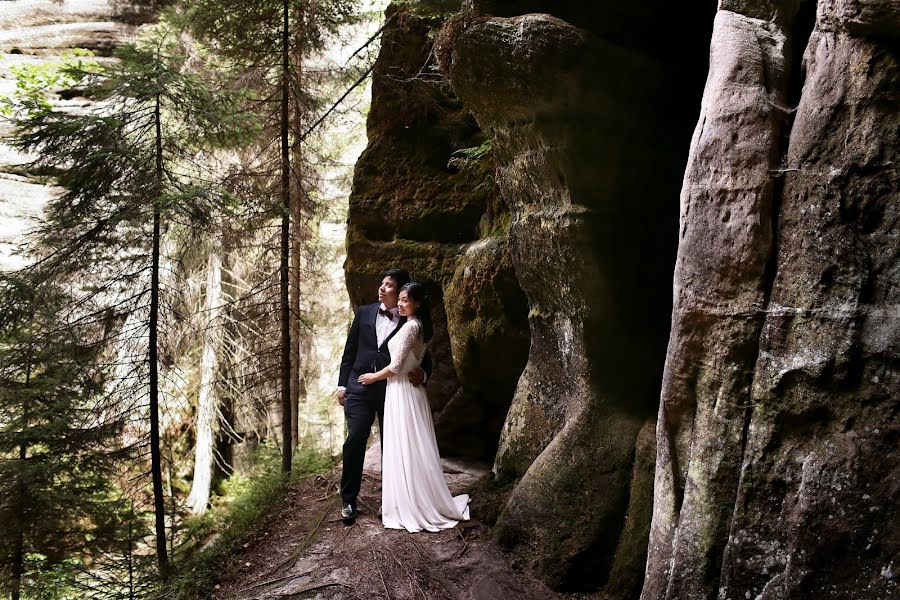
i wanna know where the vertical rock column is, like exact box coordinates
[641,5,797,599]
[720,1,899,598]
[643,1,899,598]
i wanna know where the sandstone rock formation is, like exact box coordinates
[344,4,529,459]
[351,0,897,597]
[438,2,712,592]
[0,0,141,270]
[643,1,899,598]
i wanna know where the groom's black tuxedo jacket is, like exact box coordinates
[338,303,432,399]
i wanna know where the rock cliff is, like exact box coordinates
[350,0,898,597]
[437,1,715,594]
[643,1,899,598]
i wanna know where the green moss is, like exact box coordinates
[468,472,516,527]
[397,0,462,19]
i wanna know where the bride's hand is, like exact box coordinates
[358,373,377,386]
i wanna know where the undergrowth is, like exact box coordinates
[163,444,336,600]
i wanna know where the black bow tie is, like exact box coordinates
[379,308,394,320]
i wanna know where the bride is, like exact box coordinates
[357,282,470,532]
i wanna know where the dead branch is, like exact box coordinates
[262,582,356,598]
[363,523,391,600]
[236,569,313,594]
[454,528,468,559]
[382,542,428,600]
[325,520,357,559]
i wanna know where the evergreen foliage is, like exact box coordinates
[5,21,256,588]
[0,0,374,593]
[175,0,362,474]
[0,271,127,598]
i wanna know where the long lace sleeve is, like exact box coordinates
[387,320,422,374]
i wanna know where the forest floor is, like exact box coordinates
[211,444,565,600]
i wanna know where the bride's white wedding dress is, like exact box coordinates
[381,317,470,532]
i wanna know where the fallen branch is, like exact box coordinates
[363,522,391,600]
[325,520,357,559]
[358,495,380,518]
[343,11,397,68]
[236,569,313,594]
[383,542,428,600]
[262,582,357,598]
[299,62,375,142]
[455,527,468,559]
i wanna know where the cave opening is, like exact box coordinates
[577,0,719,421]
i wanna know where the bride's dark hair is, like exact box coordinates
[401,282,433,342]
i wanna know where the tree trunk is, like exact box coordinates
[150,90,170,580]
[127,500,135,600]
[290,199,301,451]
[12,439,26,600]
[279,0,293,473]
[187,253,222,514]
[289,12,304,451]
[12,326,34,600]
[167,462,175,561]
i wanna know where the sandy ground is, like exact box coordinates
[212,445,565,600]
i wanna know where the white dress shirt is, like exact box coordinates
[376,303,400,348]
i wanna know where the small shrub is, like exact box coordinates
[164,444,336,600]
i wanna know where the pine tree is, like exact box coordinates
[0,272,127,599]
[8,23,255,582]
[179,0,359,473]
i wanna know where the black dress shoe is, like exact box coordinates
[341,503,357,521]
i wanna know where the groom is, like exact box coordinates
[336,268,431,521]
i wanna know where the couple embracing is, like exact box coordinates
[336,268,470,532]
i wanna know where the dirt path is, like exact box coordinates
[214,446,565,600]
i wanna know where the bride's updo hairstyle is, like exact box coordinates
[401,282,433,342]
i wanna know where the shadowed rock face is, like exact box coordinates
[642,5,797,597]
[345,4,529,460]
[643,1,899,599]
[439,2,713,593]
[355,0,896,597]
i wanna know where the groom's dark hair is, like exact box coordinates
[382,268,411,288]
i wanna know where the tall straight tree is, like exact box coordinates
[279,0,293,473]
[9,24,254,581]
[180,0,357,473]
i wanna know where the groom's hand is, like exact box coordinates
[336,388,345,406]
[408,367,425,386]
